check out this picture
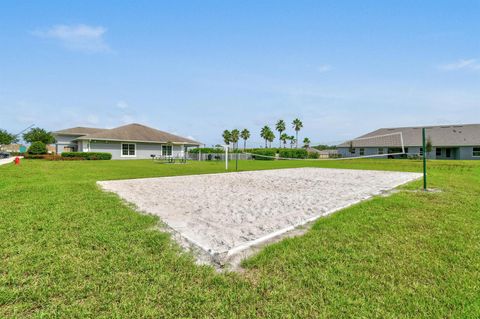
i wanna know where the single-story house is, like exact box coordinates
[337,124,480,160]
[53,123,201,160]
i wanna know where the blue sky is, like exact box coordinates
[0,1,479,146]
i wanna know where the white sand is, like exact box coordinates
[98,168,421,266]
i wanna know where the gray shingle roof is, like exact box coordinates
[76,123,200,145]
[338,124,480,147]
[53,127,107,135]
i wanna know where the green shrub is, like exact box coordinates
[249,148,276,160]
[24,154,48,159]
[28,141,47,155]
[307,151,320,159]
[278,148,308,159]
[9,152,25,156]
[61,152,112,160]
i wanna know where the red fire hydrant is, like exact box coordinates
[14,157,20,165]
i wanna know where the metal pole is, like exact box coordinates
[235,144,238,171]
[225,146,228,171]
[422,127,427,191]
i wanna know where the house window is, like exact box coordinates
[121,143,136,157]
[436,148,442,156]
[162,145,173,156]
[359,148,365,156]
[473,148,480,157]
[378,148,384,155]
[420,147,423,156]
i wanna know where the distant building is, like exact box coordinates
[0,144,27,153]
[52,123,201,160]
[337,124,480,160]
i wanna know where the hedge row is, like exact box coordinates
[278,149,308,159]
[249,149,276,160]
[61,152,112,160]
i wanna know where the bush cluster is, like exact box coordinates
[61,152,112,160]
[307,151,320,159]
[24,154,49,159]
[9,152,25,156]
[249,148,276,160]
[27,141,48,155]
[278,148,308,159]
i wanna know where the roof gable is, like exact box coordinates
[76,123,200,144]
[339,124,480,147]
[53,127,106,136]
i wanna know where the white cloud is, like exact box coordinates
[438,59,480,71]
[116,100,129,109]
[32,24,111,53]
[317,64,333,73]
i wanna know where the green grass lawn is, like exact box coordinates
[1,159,479,318]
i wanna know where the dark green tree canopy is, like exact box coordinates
[0,129,18,145]
[303,137,311,148]
[230,129,240,144]
[23,128,55,144]
[27,141,48,155]
[222,130,231,145]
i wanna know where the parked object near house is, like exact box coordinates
[337,124,480,160]
[53,123,201,160]
[0,144,27,153]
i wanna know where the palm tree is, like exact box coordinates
[303,137,311,148]
[275,120,286,148]
[222,130,231,146]
[292,118,303,148]
[266,130,275,148]
[280,133,289,148]
[260,126,271,148]
[240,129,250,150]
[289,135,296,149]
[231,129,240,150]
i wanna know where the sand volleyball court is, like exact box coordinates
[98,168,421,267]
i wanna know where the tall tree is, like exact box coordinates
[240,129,250,150]
[0,129,18,146]
[292,118,303,148]
[275,120,286,148]
[260,126,271,148]
[280,133,289,148]
[222,130,231,146]
[23,127,55,144]
[266,130,275,148]
[303,137,311,148]
[289,135,296,149]
[230,129,240,150]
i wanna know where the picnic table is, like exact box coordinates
[151,155,187,164]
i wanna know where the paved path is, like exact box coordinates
[0,156,23,166]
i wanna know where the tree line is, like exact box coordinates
[0,127,55,154]
[221,118,310,150]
